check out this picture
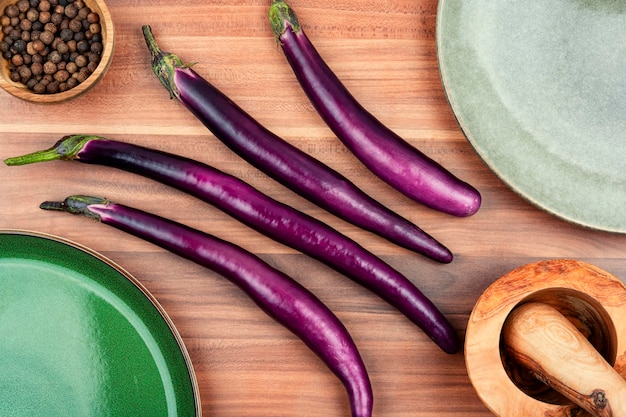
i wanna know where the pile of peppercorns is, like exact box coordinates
[0,0,103,94]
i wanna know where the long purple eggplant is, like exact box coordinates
[39,194,373,417]
[141,24,453,264]
[5,135,460,354]
[268,0,481,217]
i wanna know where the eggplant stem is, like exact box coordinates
[269,0,301,41]
[4,134,97,166]
[142,25,192,100]
[39,201,65,211]
[40,195,108,221]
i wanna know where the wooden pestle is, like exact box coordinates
[503,302,626,417]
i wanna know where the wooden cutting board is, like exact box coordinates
[1,0,625,415]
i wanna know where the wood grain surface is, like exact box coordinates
[1,0,625,416]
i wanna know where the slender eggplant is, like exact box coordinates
[268,0,481,217]
[39,195,373,417]
[141,24,453,264]
[5,135,460,354]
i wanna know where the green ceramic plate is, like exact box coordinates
[437,0,626,233]
[0,230,201,416]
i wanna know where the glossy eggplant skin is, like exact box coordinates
[40,195,373,417]
[4,135,460,354]
[268,0,481,217]
[141,24,452,264]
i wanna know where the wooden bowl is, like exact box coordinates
[465,260,626,417]
[0,0,115,104]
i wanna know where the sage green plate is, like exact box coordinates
[0,231,201,416]
[437,0,626,233]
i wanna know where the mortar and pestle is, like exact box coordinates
[465,259,626,417]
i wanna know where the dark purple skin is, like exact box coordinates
[39,195,373,417]
[141,24,453,264]
[4,135,460,354]
[268,0,481,217]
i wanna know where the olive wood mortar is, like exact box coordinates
[0,0,115,104]
[465,259,626,417]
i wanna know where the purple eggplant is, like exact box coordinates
[5,135,460,354]
[39,194,373,417]
[141,24,453,264]
[268,0,481,217]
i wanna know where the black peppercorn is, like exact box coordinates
[53,68,68,82]
[12,39,26,53]
[29,60,42,75]
[42,60,56,74]
[50,11,62,25]
[19,18,32,31]
[38,29,53,44]
[58,26,71,41]
[10,54,23,66]
[66,76,77,89]
[48,49,61,63]
[55,40,68,53]
[17,64,31,79]
[26,8,39,21]
[25,77,37,89]
[38,11,51,24]
[63,4,77,19]
[76,5,87,20]
[5,5,19,18]
[76,39,88,53]
[43,21,56,33]
[73,53,86,67]
[65,60,76,73]
[88,47,100,59]
[30,54,42,66]
[67,17,80,32]
[46,79,59,93]
[17,0,30,12]
[32,82,45,93]
[88,22,100,35]
[8,28,20,41]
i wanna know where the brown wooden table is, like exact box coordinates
[1,0,624,415]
